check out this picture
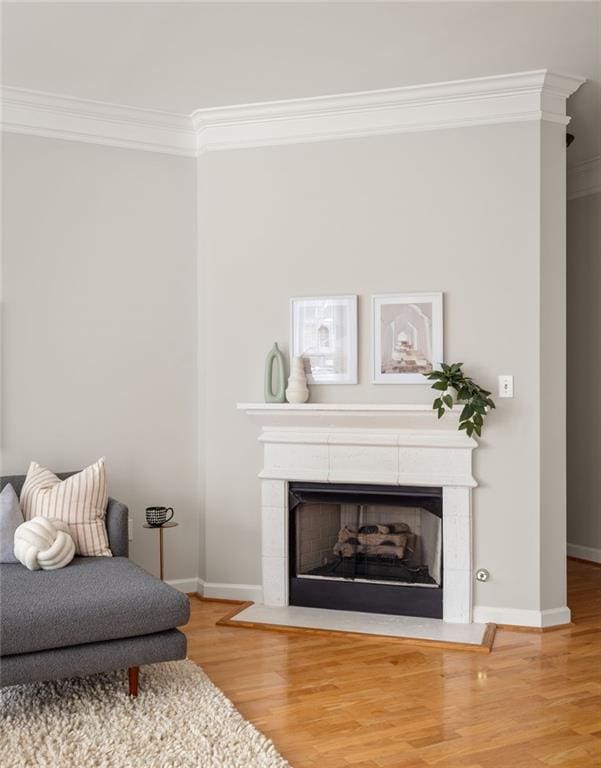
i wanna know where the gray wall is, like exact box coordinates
[0,117,579,613]
[199,120,561,613]
[1,133,200,582]
[567,192,601,560]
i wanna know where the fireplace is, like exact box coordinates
[289,483,443,618]
[239,402,476,623]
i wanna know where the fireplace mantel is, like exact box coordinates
[237,402,477,487]
[240,402,478,623]
[238,402,478,436]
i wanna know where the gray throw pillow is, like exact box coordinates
[0,484,24,563]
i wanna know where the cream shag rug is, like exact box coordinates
[0,660,290,768]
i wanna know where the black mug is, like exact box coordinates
[145,506,174,527]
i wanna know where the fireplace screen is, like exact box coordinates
[295,503,441,586]
[289,483,443,617]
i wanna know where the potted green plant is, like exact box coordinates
[425,363,495,437]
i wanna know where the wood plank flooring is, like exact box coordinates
[182,559,601,768]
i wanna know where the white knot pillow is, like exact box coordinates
[14,516,76,571]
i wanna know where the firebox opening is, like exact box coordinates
[289,483,443,618]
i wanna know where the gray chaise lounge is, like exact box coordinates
[0,473,190,696]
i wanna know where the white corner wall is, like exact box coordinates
[540,120,569,614]
[198,118,569,625]
[1,134,201,584]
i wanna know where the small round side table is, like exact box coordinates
[143,522,178,581]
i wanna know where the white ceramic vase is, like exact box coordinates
[286,357,310,404]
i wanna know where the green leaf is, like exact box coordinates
[437,407,445,419]
[430,364,495,435]
[460,404,473,421]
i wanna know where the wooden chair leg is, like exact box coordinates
[128,666,139,697]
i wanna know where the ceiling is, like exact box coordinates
[2,2,600,164]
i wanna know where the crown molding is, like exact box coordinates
[567,155,601,200]
[2,70,584,157]
[192,70,585,153]
[0,86,197,156]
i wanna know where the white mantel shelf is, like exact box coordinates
[238,403,433,413]
[236,402,476,445]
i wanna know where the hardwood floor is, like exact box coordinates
[182,559,601,768]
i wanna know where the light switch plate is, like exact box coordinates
[498,375,514,398]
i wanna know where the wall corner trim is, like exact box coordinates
[166,577,264,601]
[0,86,198,156]
[2,70,584,157]
[192,70,585,153]
[567,543,601,564]
[198,579,263,603]
[567,156,601,200]
[166,577,204,594]
[473,605,572,628]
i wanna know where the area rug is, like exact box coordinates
[0,660,290,768]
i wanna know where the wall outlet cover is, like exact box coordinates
[498,375,514,398]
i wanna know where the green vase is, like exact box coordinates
[264,343,286,403]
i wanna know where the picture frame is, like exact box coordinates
[290,295,358,384]
[372,293,443,384]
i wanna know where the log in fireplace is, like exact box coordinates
[289,482,443,618]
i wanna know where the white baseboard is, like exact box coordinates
[473,605,571,628]
[166,576,263,601]
[567,543,601,564]
[166,577,202,594]
[171,580,573,628]
[198,579,263,603]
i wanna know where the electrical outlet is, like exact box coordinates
[128,518,133,542]
[498,375,514,398]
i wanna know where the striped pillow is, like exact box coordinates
[20,458,111,557]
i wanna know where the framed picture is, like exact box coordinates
[372,293,443,384]
[290,295,358,384]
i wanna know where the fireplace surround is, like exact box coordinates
[239,403,477,624]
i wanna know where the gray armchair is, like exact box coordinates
[0,473,190,695]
